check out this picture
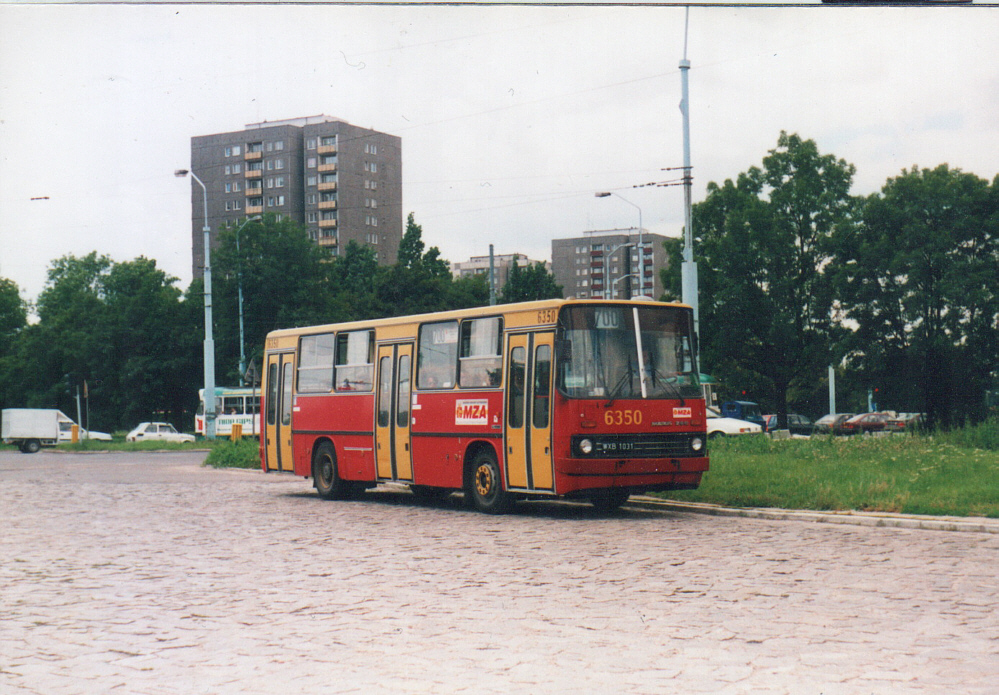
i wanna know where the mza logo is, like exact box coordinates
[455,399,489,425]
[673,407,693,419]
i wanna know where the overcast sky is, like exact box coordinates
[1,2,997,303]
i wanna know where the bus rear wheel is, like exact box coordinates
[466,448,511,514]
[588,489,630,512]
[313,441,351,501]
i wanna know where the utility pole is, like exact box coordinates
[679,7,700,371]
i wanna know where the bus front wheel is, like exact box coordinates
[313,441,351,501]
[466,448,511,514]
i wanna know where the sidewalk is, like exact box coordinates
[630,495,999,534]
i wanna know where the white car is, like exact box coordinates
[126,422,196,443]
[707,407,763,438]
[57,420,112,442]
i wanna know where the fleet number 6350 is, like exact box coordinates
[604,409,643,426]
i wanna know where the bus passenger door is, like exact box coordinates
[505,332,555,492]
[264,352,295,472]
[375,343,414,481]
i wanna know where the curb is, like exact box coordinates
[627,496,999,534]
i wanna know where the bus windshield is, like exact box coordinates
[556,305,700,400]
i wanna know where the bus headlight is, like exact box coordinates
[578,438,594,455]
[691,437,704,453]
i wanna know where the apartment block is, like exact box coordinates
[451,253,548,297]
[188,115,402,277]
[551,229,668,300]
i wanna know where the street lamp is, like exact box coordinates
[233,215,262,379]
[602,242,632,300]
[175,168,217,440]
[595,192,645,298]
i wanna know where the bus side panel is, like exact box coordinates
[293,393,377,482]
[410,389,504,489]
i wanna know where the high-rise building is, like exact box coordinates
[551,229,668,300]
[188,115,402,277]
[451,252,548,297]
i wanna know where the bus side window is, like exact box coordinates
[459,317,503,388]
[418,320,458,390]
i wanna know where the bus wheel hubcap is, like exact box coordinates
[475,466,493,497]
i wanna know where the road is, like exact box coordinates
[1,451,996,694]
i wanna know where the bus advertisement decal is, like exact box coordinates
[455,399,489,426]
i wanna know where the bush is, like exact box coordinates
[204,438,261,469]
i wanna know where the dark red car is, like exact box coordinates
[840,412,891,435]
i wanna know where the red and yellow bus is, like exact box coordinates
[260,298,708,513]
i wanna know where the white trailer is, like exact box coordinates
[2,409,61,453]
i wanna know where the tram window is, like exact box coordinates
[223,396,244,415]
[417,320,458,389]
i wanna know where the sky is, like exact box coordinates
[1,1,997,304]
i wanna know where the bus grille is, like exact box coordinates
[571,433,705,459]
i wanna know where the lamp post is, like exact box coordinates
[175,168,217,440]
[234,215,262,379]
[602,242,632,300]
[595,192,645,297]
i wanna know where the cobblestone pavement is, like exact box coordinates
[2,451,997,695]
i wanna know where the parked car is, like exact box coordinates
[762,413,814,437]
[57,419,111,442]
[707,407,763,438]
[720,401,766,430]
[813,413,856,435]
[840,412,891,435]
[886,412,924,433]
[126,422,196,443]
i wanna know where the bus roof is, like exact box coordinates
[264,297,692,342]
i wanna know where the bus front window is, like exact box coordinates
[556,305,699,400]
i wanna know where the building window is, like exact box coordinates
[307,138,316,150]
[266,178,274,189]
[225,183,232,193]
[233,145,241,156]
[321,136,336,147]
[307,157,317,168]
[307,175,317,187]
[307,194,317,204]
[274,141,284,151]
[307,212,318,223]
[275,158,284,170]
[267,196,275,207]
[224,146,232,157]
[225,201,232,211]
[265,142,273,152]
[233,163,241,174]
[266,160,274,171]
[233,200,241,210]
[233,181,241,192]
[275,176,285,188]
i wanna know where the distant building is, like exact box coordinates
[551,229,668,300]
[451,253,548,297]
[188,115,402,277]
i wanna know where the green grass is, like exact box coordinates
[203,438,262,469]
[58,438,208,452]
[657,423,999,518]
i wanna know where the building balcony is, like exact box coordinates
[244,151,262,161]
[318,200,337,210]
[245,204,264,215]
[245,169,262,178]
[317,182,337,192]
[244,186,262,196]
[318,163,337,173]
[319,218,337,228]
[317,236,338,247]
[318,145,337,155]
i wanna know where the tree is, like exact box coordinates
[212,215,335,383]
[830,165,998,426]
[662,132,856,423]
[499,259,563,303]
[0,278,27,357]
